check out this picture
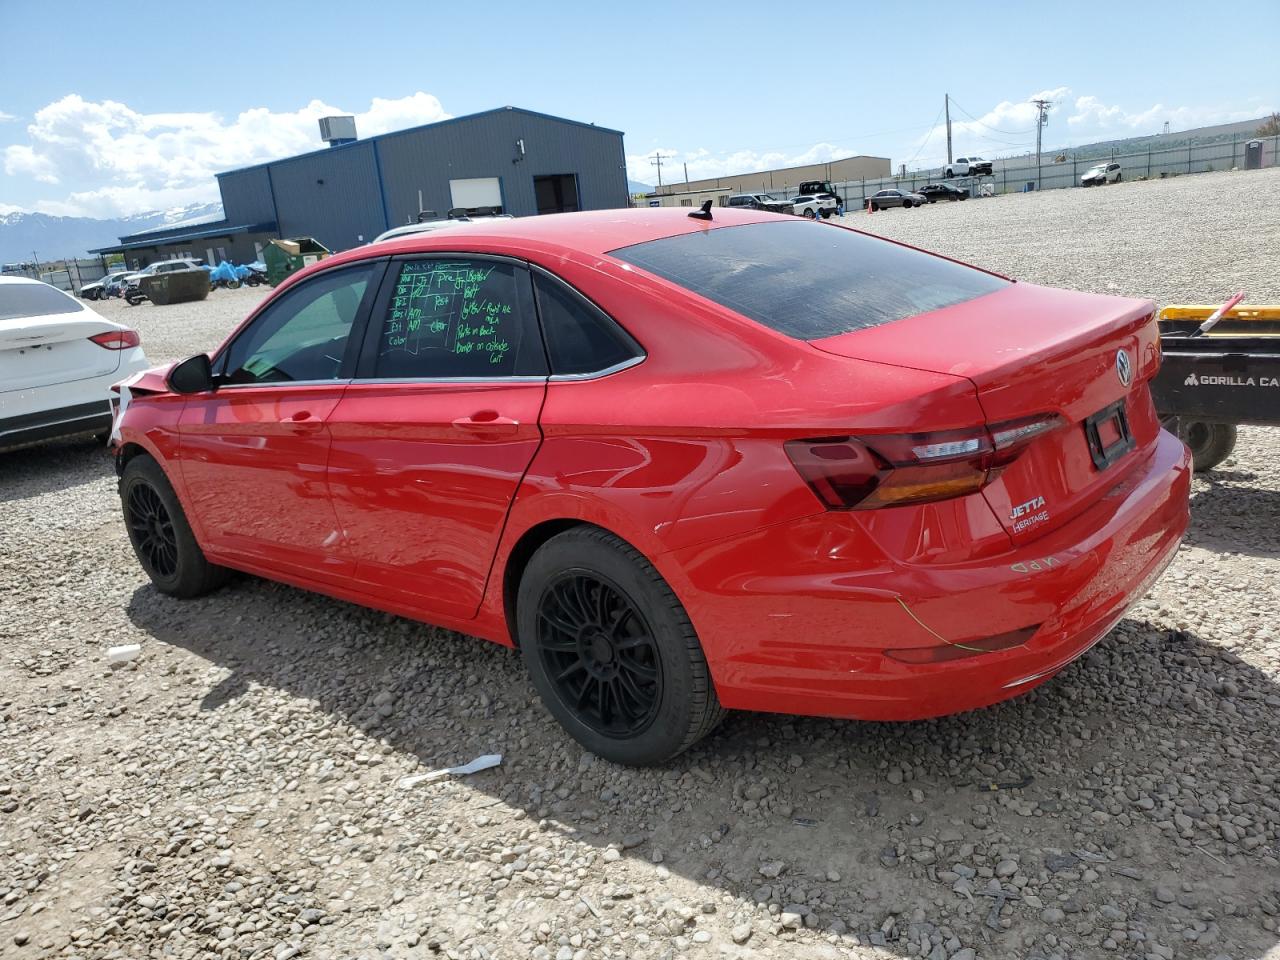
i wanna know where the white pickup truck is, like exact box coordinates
[790,194,838,219]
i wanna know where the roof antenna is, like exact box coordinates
[688,200,713,221]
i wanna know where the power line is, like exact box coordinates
[649,151,674,188]
[948,97,1036,136]
[904,103,946,169]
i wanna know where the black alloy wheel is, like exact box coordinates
[517,527,725,765]
[126,482,178,578]
[119,455,229,598]
[536,572,662,738]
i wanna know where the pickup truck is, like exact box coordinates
[791,194,838,219]
[1150,303,1280,471]
[944,156,994,178]
[727,193,794,214]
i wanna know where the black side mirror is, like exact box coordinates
[168,353,215,394]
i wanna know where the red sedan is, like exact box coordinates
[112,208,1191,765]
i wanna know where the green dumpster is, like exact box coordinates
[263,237,330,286]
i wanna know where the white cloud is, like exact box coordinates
[626,141,855,187]
[0,110,15,122]
[903,88,1273,169]
[2,92,450,217]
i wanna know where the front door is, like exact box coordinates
[178,262,379,581]
[326,256,548,619]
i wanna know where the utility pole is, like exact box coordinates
[650,151,673,188]
[945,93,952,165]
[1032,99,1052,187]
[683,162,689,184]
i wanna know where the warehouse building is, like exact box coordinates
[648,154,891,207]
[94,106,629,267]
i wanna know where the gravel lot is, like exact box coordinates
[3,169,1279,960]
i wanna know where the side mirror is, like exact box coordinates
[168,353,215,394]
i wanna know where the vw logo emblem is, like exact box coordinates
[1116,348,1133,388]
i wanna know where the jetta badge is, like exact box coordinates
[1116,348,1133,388]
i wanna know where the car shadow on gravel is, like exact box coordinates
[1187,476,1280,559]
[126,573,1280,959]
[0,437,113,501]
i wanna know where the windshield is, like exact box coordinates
[610,220,1008,340]
[0,282,86,321]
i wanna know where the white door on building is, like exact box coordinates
[448,177,503,212]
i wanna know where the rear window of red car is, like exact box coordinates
[609,220,1008,340]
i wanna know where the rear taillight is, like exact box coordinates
[89,330,141,350]
[785,414,1063,510]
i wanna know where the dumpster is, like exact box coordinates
[139,268,210,305]
[263,237,330,286]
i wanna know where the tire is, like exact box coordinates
[120,455,230,598]
[902,199,913,209]
[517,527,725,765]
[1179,421,1237,473]
[945,168,954,178]
[870,202,879,212]
[803,208,817,219]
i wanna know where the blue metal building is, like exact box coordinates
[94,106,628,267]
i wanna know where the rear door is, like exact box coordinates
[326,255,548,620]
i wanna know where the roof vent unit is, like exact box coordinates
[319,115,357,148]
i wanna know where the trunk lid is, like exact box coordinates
[811,282,1163,543]
[0,314,124,394]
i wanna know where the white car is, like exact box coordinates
[121,258,205,291]
[0,277,149,452]
[372,214,514,244]
[1081,161,1122,186]
[790,194,838,219]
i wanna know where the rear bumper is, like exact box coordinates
[0,399,112,450]
[674,429,1192,721]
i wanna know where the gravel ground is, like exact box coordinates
[2,170,1279,960]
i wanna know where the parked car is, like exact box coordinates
[790,194,838,219]
[79,270,133,301]
[868,188,927,210]
[918,183,970,203]
[1082,162,1122,186]
[726,194,793,214]
[121,258,205,295]
[372,214,512,244]
[944,156,993,178]
[1,276,148,451]
[111,208,1190,765]
[797,180,842,207]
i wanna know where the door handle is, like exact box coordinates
[282,410,324,434]
[453,413,520,436]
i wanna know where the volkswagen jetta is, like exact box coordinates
[111,208,1190,764]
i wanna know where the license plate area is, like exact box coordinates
[1084,399,1133,470]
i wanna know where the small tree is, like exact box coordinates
[1258,112,1280,137]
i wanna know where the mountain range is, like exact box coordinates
[0,202,225,265]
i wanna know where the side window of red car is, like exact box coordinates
[533,271,643,377]
[366,258,546,379]
[220,264,374,385]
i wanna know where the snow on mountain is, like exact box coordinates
[0,202,224,264]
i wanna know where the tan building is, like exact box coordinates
[652,155,891,200]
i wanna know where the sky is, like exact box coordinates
[1,0,1276,218]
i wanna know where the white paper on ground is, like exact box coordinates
[398,753,502,789]
[107,644,142,663]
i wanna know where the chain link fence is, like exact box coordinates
[832,134,1279,208]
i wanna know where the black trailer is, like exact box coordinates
[1151,305,1280,471]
